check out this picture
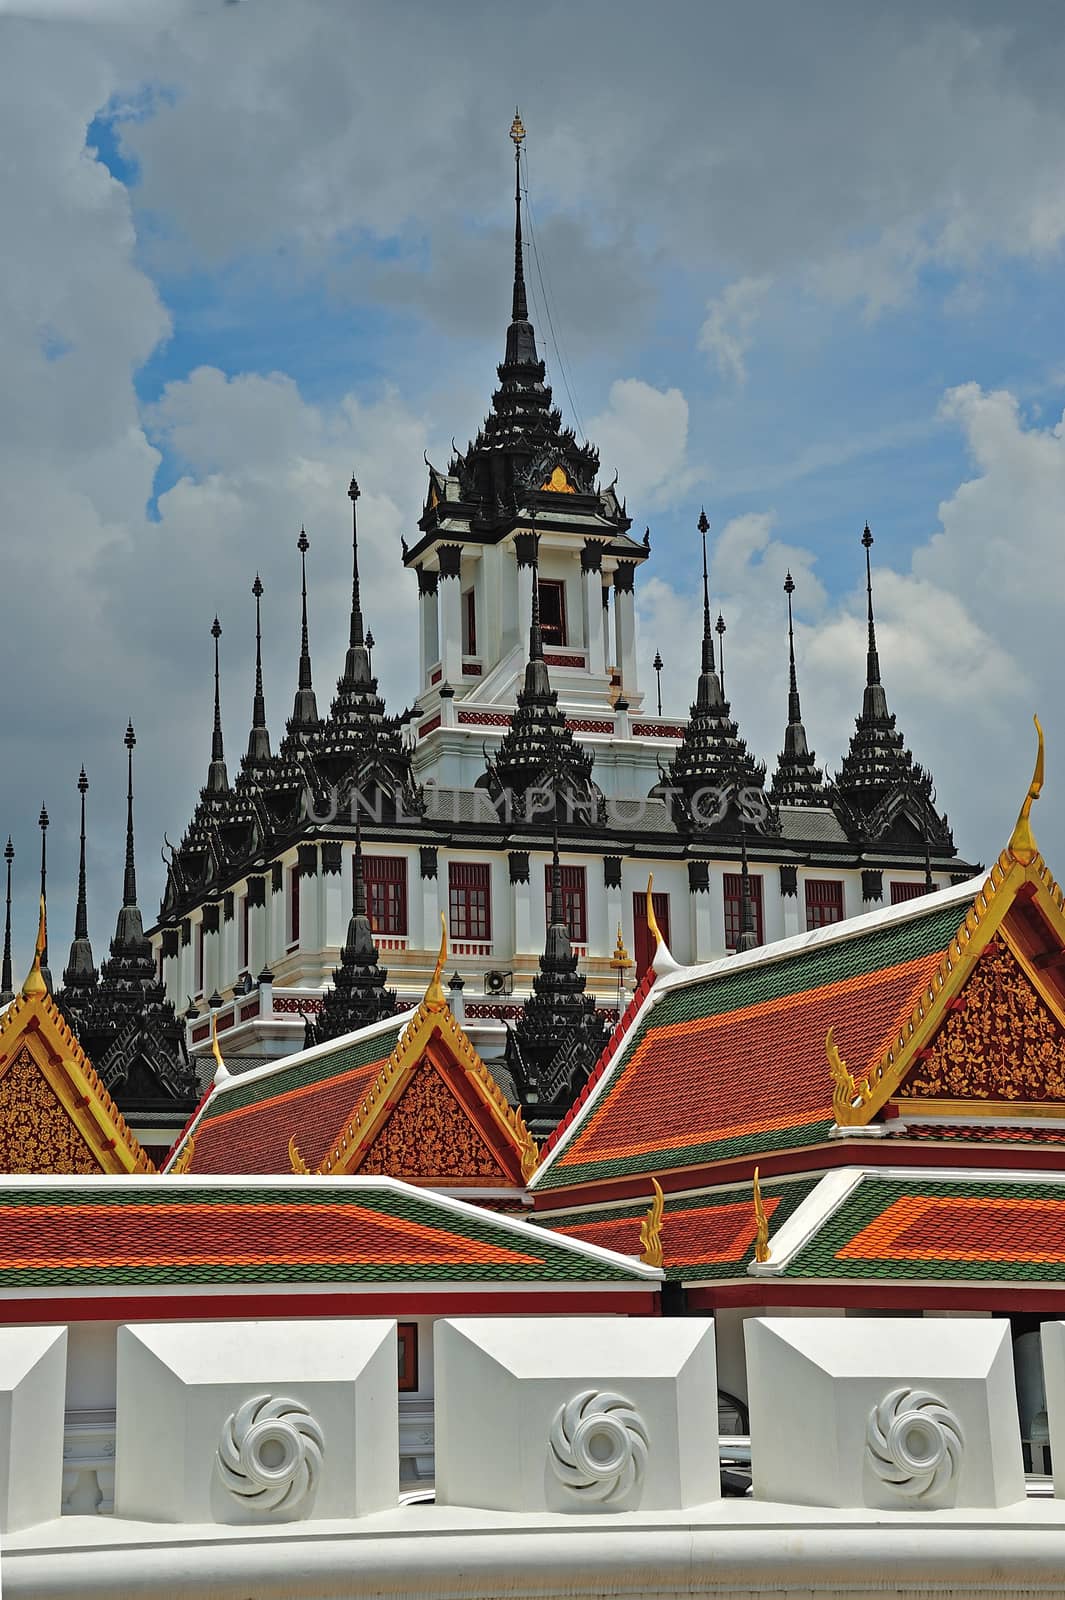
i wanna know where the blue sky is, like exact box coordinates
[2,0,1065,975]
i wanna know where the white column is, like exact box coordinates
[582,546,606,675]
[322,865,344,949]
[693,890,714,962]
[251,902,268,976]
[613,565,638,695]
[418,572,439,689]
[513,873,532,959]
[438,571,463,687]
[782,878,802,940]
[602,579,613,670]
[204,928,221,998]
[516,563,534,667]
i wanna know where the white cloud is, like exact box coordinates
[636,383,1058,867]
[698,276,772,383]
[586,378,698,511]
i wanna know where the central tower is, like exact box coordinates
[403,115,669,795]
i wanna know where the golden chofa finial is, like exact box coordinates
[1008,714,1044,867]
[510,109,526,148]
[210,1010,230,1084]
[288,1135,310,1176]
[22,894,48,998]
[425,912,449,1010]
[639,1178,665,1268]
[753,1167,770,1263]
[645,874,662,947]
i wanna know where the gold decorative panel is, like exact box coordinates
[358,1056,506,1180]
[539,465,575,494]
[0,1044,102,1173]
[905,940,1065,1103]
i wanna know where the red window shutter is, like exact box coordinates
[544,864,588,944]
[723,873,764,950]
[890,881,927,905]
[804,878,844,931]
[362,854,408,936]
[448,862,492,942]
[632,890,671,980]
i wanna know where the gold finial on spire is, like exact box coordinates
[22,894,48,997]
[1008,714,1044,866]
[425,912,448,1010]
[609,923,631,970]
[510,109,526,148]
[753,1167,770,1263]
[639,1178,665,1267]
[645,874,662,947]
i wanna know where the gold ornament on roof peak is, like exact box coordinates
[288,1135,310,1175]
[1008,714,1044,867]
[645,875,663,948]
[639,1178,665,1267]
[425,912,449,1010]
[22,895,48,998]
[609,923,631,970]
[510,110,526,148]
[752,1167,771,1263]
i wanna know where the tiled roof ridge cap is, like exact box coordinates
[654,873,984,998]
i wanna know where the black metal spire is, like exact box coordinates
[0,837,13,1006]
[291,527,319,730]
[38,804,51,992]
[503,111,538,367]
[205,617,230,795]
[716,612,727,699]
[341,475,372,689]
[861,523,889,720]
[737,829,760,953]
[696,510,724,711]
[246,574,271,763]
[63,767,97,991]
[769,572,824,805]
[510,109,528,323]
[122,721,137,911]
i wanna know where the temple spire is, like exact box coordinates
[341,476,372,688]
[769,573,824,805]
[523,527,551,699]
[122,721,137,910]
[510,110,528,323]
[861,523,889,720]
[0,838,13,1005]
[206,617,230,795]
[246,575,271,763]
[291,527,319,730]
[38,804,51,992]
[63,767,97,990]
[696,510,724,711]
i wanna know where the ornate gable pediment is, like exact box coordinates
[356,1050,513,1182]
[899,937,1065,1108]
[313,997,538,1185]
[0,990,153,1175]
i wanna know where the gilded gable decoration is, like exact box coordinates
[539,464,576,494]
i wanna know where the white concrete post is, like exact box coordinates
[438,554,463,686]
[613,566,638,694]
[581,544,606,674]
[0,1326,67,1532]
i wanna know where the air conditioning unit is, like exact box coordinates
[483,970,513,997]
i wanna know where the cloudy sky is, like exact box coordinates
[1,0,1064,977]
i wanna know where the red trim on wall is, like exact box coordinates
[0,1288,661,1324]
[686,1281,1065,1314]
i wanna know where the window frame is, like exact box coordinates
[462,587,477,656]
[448,860,492,943]
[890,880,927,905]
[397,1321,419,1392]
[362,853,409,937]
[538,578,567,647]
[543,862,588,944]
[723,872,765,951]
[804,877,845,931]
